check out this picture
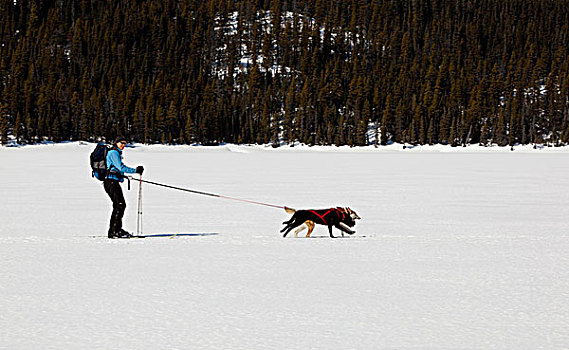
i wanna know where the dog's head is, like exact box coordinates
[345,207,361,221]
[337,207,361,227]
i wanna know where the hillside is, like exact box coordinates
[1,0,568,146]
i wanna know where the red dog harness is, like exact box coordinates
[308,208,345,225]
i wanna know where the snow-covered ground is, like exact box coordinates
[1,142,568,349]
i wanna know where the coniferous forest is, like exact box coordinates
[1,0,569,146]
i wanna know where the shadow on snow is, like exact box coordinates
[142,232,219,238]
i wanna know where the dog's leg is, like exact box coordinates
[281,214,298,234]
[328,225,336,238]
[293,223,307,238]
[335,223,355,235]
[282,218,294,225]
[282,226,293,237]
[283,212,301,226]
[281,222,292,234]
[282,223,295,237]
[305,221,315,238]
[282,219,303,237]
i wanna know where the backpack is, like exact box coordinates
[90,143,110,181]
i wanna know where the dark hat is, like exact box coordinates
[114,135,127,144]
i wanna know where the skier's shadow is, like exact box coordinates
[143,232,219,238]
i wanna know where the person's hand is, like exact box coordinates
[135,165,144,175]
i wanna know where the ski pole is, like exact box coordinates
[136,173,143,236]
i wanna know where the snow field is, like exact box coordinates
[1,143,568,349]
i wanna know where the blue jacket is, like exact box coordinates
[106,147,136,182]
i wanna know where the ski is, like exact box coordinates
[89,232,217,239]
[89,235,145,239]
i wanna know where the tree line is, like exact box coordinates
[1,0,569,147]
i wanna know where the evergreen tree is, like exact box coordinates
[1,0,568,147]
[0,101,9,145]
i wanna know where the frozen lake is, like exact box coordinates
[1,143,568,349]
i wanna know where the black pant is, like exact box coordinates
[104,180,126,234]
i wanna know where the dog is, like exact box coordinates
[281,207,361,238]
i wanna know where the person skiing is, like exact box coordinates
[104,136,144,238]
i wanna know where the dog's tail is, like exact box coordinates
[284,206,296,214]
[282,207,297,226]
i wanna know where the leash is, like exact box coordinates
[126,176,289,211]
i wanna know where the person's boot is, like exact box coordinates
[108,210,123,238]
[116,229,134,238]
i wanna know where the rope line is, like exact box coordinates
[128,176,286,210]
